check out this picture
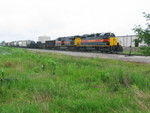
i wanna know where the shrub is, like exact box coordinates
[0,68,4,81]
[139,47,150,55]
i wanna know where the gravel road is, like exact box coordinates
[29,49,150,64]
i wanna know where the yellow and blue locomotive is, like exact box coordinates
[54,32,122,53]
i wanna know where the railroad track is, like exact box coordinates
[29,48,149,57]
[28,48,150,64]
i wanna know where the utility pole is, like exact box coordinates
[129,36,132,56]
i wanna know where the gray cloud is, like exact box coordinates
[0,0,149,42]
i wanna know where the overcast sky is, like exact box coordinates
[0,0,150,42]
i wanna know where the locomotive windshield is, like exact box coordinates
[96,33,101,37]
[100,33,115,37]
[104,33,115,37]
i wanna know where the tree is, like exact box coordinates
[133,12,150,46]
[0,41,6,46]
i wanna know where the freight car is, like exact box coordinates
[45,40,56,49]
[6,40,36,48]
[18,40,36,48]
[36,41,45,49]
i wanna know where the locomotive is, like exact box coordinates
[6,32,123,53]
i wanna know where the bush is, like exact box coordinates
[139,47,150,55]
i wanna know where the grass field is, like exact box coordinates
[122,47,150,56]
[0,47,150,113]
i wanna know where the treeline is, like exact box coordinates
[0,41,6,46]
[133,12,150,55]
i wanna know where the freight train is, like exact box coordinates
[6,32,123,53]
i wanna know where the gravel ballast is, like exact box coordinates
[29,49,150,64]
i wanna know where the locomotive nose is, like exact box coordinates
[109,37,118,46]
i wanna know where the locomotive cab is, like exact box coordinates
[102,33,118,46]
[105,33,122,52]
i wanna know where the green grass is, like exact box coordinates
[122,47,150,56]
[0,47,150,113]
[122,50,142,55]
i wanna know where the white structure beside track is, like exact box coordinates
[117,35,147,47]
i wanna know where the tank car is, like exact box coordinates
[26,40,36,48]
